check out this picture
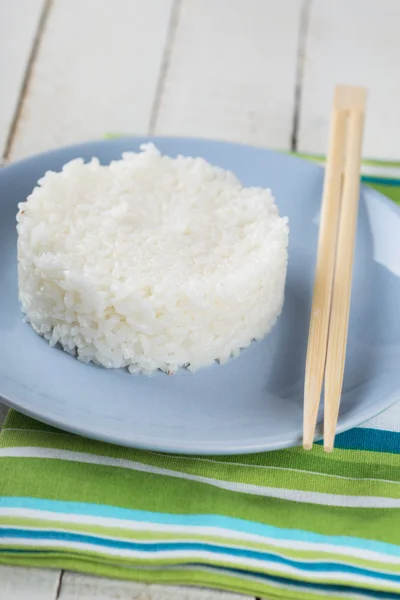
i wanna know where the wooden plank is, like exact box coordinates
[147,585,249,600]
[155,0,303,150]
[59,573,251,600]
[0,0,44,159]
[10,0,174,160]
[58,573,146,599]
[298,0,400,160]
[0,566,61,600]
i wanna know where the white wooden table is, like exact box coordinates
[1,0,399,597]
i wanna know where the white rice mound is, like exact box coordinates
[17,143,289,374]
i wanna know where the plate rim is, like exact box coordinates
[1,135,399,454]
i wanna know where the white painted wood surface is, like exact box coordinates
[0,569,251,600]
[0,0,45,160]
[155,0,303,149]
[298,0,400,159]
[58,573,248,600]
[1,0,400,598]
[0,566,61,600]
[9,0,174,160]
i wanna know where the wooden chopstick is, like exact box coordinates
[323,88,366,452]
[303,85,367,452]
[303,89,347,450]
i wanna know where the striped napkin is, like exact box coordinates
[1,155,400,599]
[297,153,400,206]
[1,407,400,599]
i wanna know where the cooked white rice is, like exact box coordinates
[17,143,289,374]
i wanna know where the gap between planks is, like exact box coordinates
[55,570,64,599]
[290,0,311,151]
[148,0,182,135]
[2,0,52,164]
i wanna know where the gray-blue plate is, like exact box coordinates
[1,137,399,454]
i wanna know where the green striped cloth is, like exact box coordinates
[297,153,400,206]
[1,409,400,599]
[1,155,400,599]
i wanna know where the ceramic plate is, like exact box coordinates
[1,137,399,454]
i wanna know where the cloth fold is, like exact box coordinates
[1,407,400,599]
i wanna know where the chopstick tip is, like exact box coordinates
[303,442,313,451]
[324,444,334,453]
